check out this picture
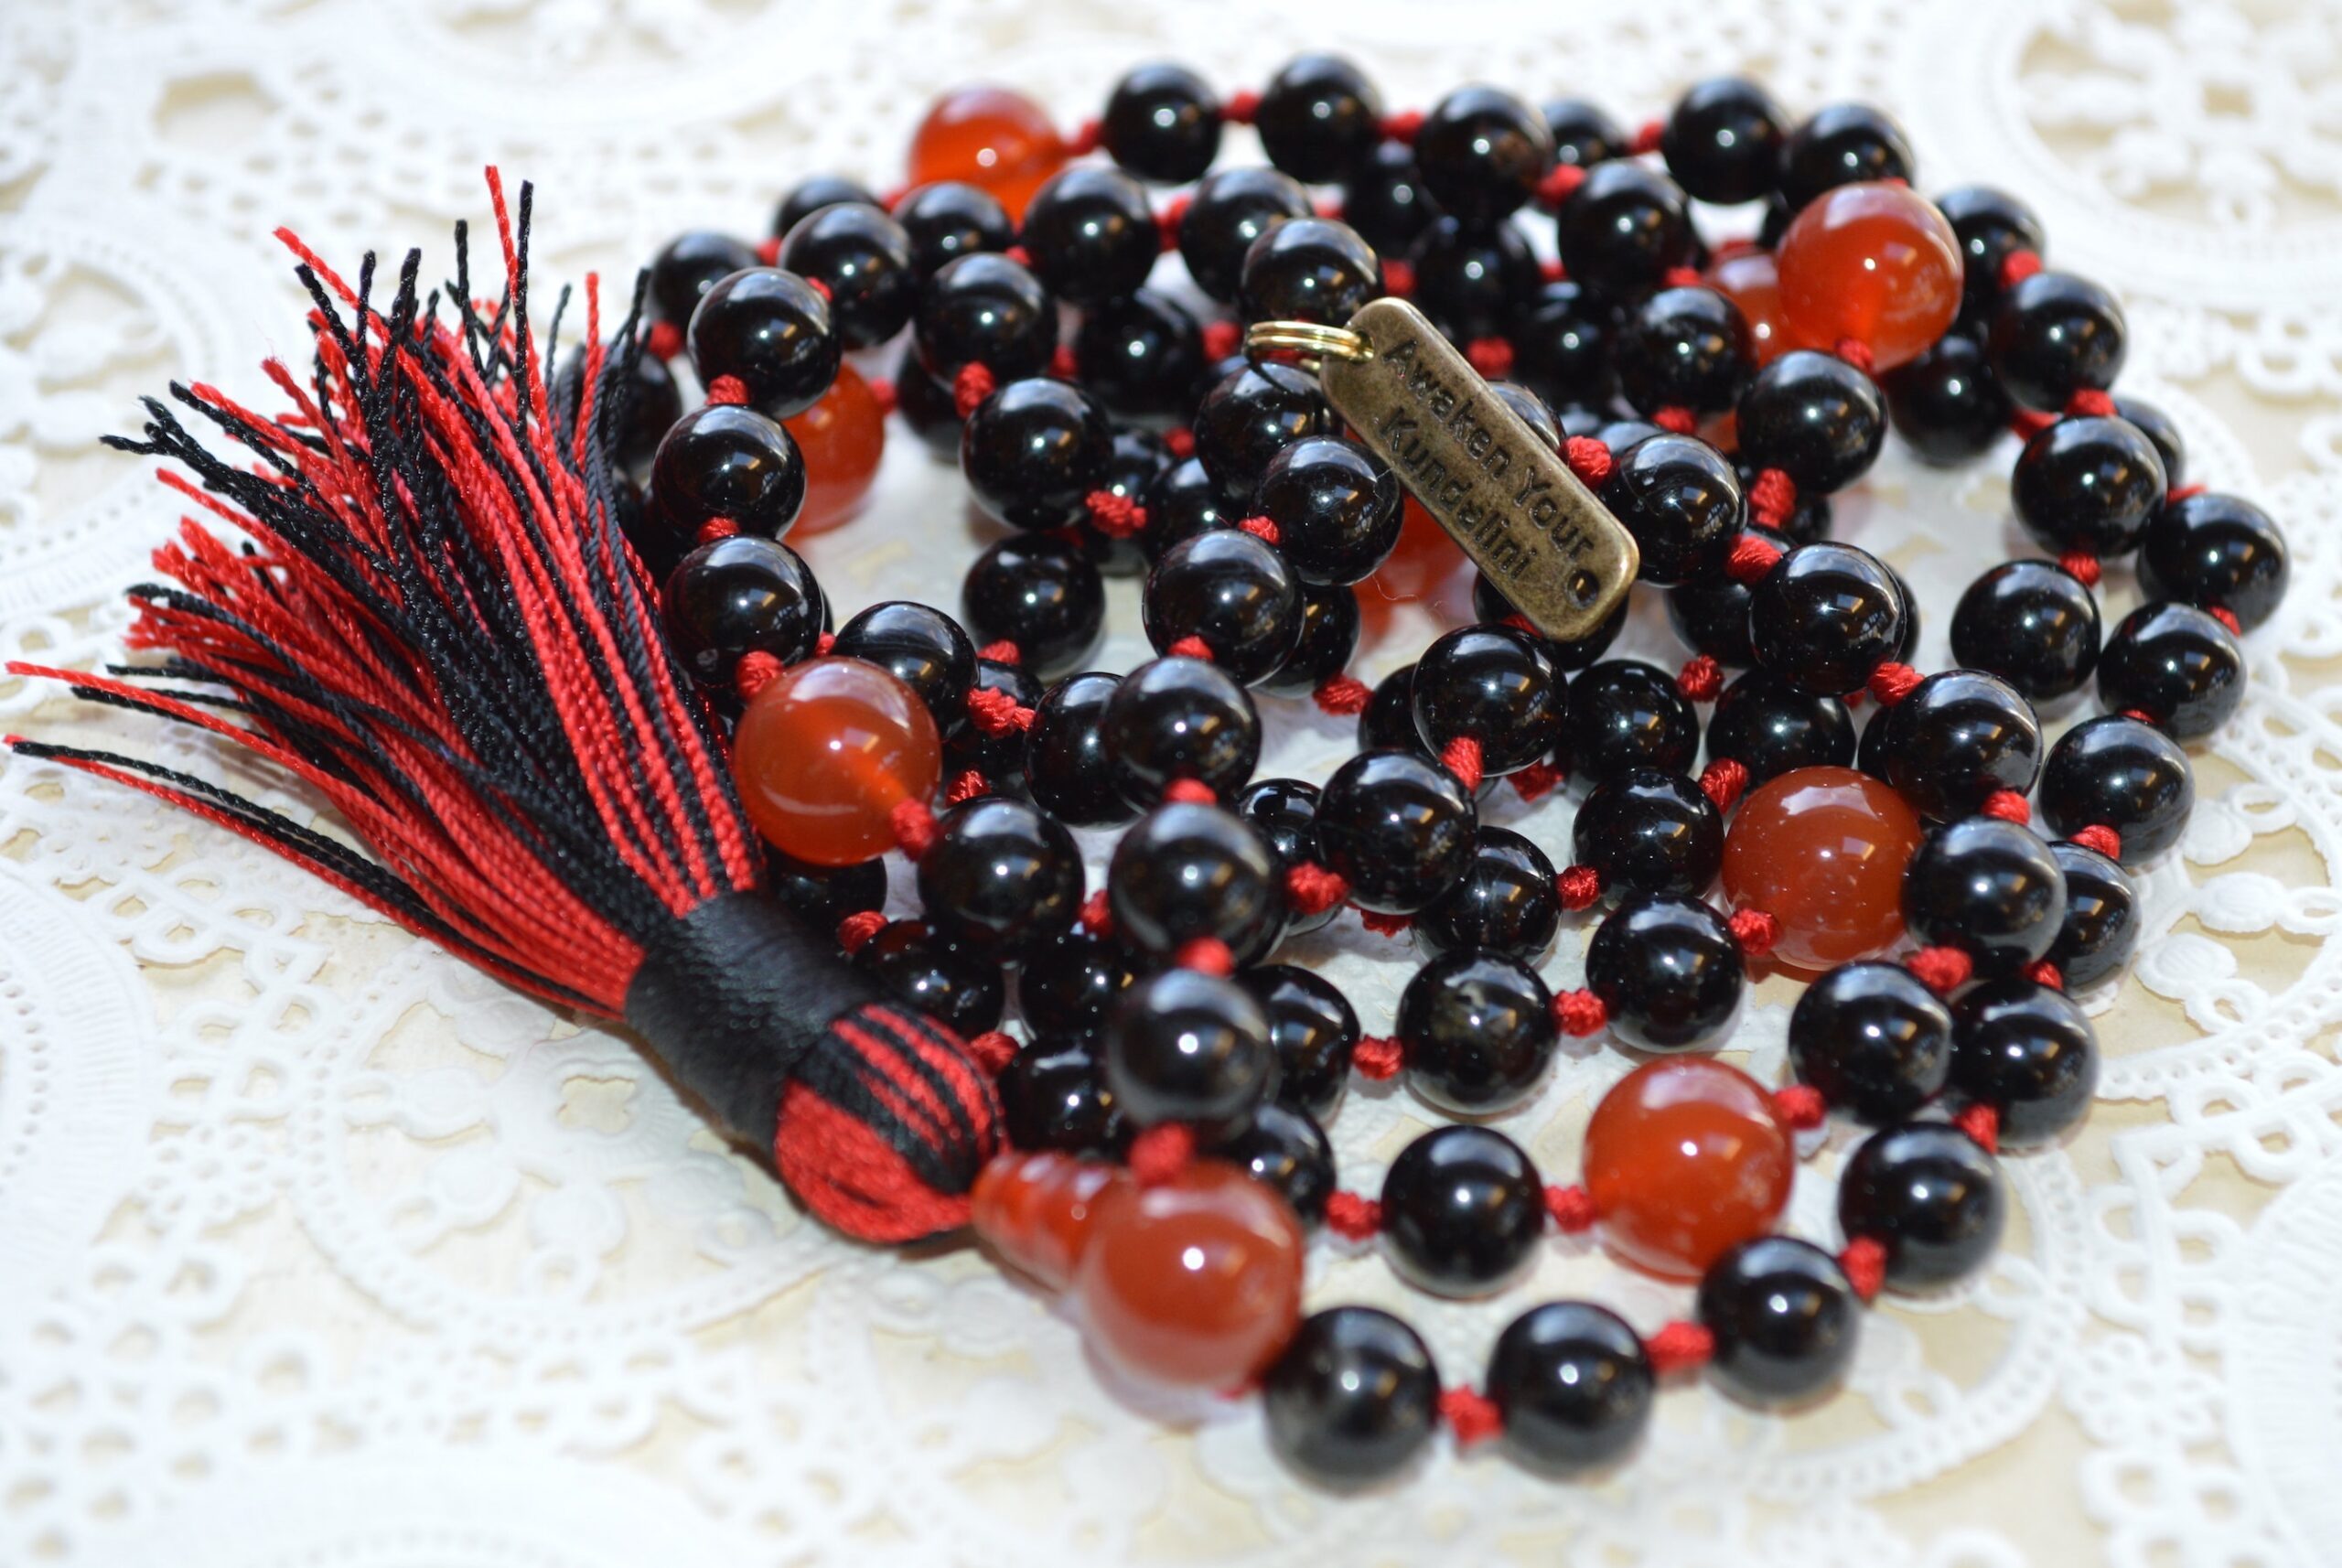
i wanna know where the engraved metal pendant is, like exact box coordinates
[1248,297,1638,641]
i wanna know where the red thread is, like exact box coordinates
[1164,426,1196,458]
[1439,1386,1503,1445]
[1358,909,1413,938]
[1380,258,1414,297]
[1538,257,1568,284]
[1284,862,1351,916]
[704,375,751,406]
[1544,1184,1597,1232]
[1558,865,1604,910]
[1867,661,1923,704]
[1747,467,1799,531]
[1166,635,1215,660]
[2010,406,2058,441]
[890,799,938,861]
[2071,823,2123,861]
[1155,194,1190,252]
[814,632,836,656]
[1048,344,1079,381]
[1163,779,1218,805]
[867,377,897,415]
[1225,89,1260,125]
[1439,735,1484,792]
[1175,937,1236,976]
[696,516,741,544]
[976,640,1021,665]
[835,909,887,953]
[1661,266,1704,290]
[1631,118,1664,155]
[2025,959,2066,991]
[2119,708,2159,726]
[964,1028,1018,1074]
[1352,1036,1404,1079]
[2058,552,2102,588]
[2066,388,2117,419]
[1084,489,1148,539]
[944,768,992,805]
[1237,514,1282,546]
[951,362,996,418]
[1381,109,1424,144]
[1466,337,1515,379]
[1324,1190,1382,1239]
[1839,1236,1888,1303]
[1772,1082,1828,1132]
[1651,405,1697,435]
[1953,1101,2001,1155]
[1726,530,1785,585]
[1129,1122,1197,1187]
[1644,1321,1714,1374]
[1201,318,1242,360]
[1999,249,2043,288]
[734,650,785,700]
[1509,757,1567,802]
[965,683,1037,736]
[1313,674,1370,715]
[2169,483,2206,502]
[1729,908,1782,959]
[1004,244,1032,267]
[1832,337,1876,375]
[1699,757,1749,813]
[1907,946,1974,995]
[1553,988,1607,1036]
[802,274,832,302]
[2208,605,2241,636]
[1069,117,1102,156]
[1080,889,1112,939]
[1677,654,1724,703]
[644,318,684,361]
[1563,435,1614,488]
[1980,789,2032,825]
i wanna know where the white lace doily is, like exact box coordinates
[4,2,2339,1563]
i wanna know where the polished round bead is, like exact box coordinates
[1951,979,2100,1146]
[2138,491,2291,632]
[688,267,841,420]
[2047,840,2141,988]
[1903,818,2068,974]
[1362,494,1467,605]
[1143,531,1303,685]
[1416,827,1562,961]
[1661,523,1785,669]
[1021,166,1159,306]
[1178,166,1315,302]
[1883,330,2015,465]
[1262,582,1363,701]
[1263,1306,1439,1488]
[1615,286,1752,417]
[661,536,824,688]
[1023,671,1133,828]
[1585,894,1745,1051]
[1950,561,2101,703]
[971,1149,1126,1290]
[2115,394,2186,485]
[650,403,806,543]
[1240,216,1382,327]
[1704,669,1856,787]
[1722,766,1924,971]
[647,230,758,327]
[1144,456,1231,562]
[1358,665,1418,752]
[1775,182,1961,371]
[961,532,1105,681]
[763,842,885,933]
[1933,185,2045,320]
[891,343,964,457]
[1206,1101,1333,1226]
[1241,963,1359,1119]
[1735,349,1886,494]
[1706,250,1791,369]
[1379,1124,1544,1298]
[1406,216,1540,343]
[1787,961,1952,1124]
[1543,97,1628,166]
[1397,950,1557,1116]
[831,600,976,738]
[961,376,1114,532]
[999,1036,1123,1155]
[855,918,1004,1036]
[1253,435,1402,586]
[1696,1236,1860,1407]
[1104,967,1276,1133]
[1583,1058,1792,1280]
[1018,929,1135,1038]
[1255,54,1384,181]
[1100,62,1222,184]
[1661,76,1786,204]
[1409,625,1564,777]
[1563,660,1701,786]
[1573,768,1724,902]
[1837,1122,2005,1290]
[1477,572,1628,671]
[1340,141,1443,255]
[915,251,1058,382]
[734,657,941,865]
[1077,1160,1305,1391]
[1748,542,1907,696]
[907,85,1067,220]
[1510,277,1617,409]
[1193,360,1336,499]
[778,202,914,350]
[894,180,1015,280]
[1988,271,2127,411]
[1234,779,1338,944]
[1553,161,1695,301]
[2097,602,2245,740]
[1600,434,1745,585]
[1486,1302,1654,1477]
[1107,801,1283,965]
[1778,103,1916,210]
[2037,714,2194,863]
[1874,670,2043,821]
[2013,414,2166,558]
[776,362,885,537]
[1073,290,1204,422]
[1413,84,1553,225]
[1097,655,1261,808]
[918,798,1083,962]
[1315,749,1477,913]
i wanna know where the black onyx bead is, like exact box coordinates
[917,799,1083,963]
[1262,1307,1439,1489]
[1098,655,1262,808]
[556,343,680,477]
[961,532,1104,681]
[1663,523,1789,669]
[891,343,964,458]
[1144,456,1231,562]
[1019,929,1135,1038]
[1359,664,1418,752]
[1601,434,1745,586]
[2012,414,2167,558]
[1563,660,1700,786]
[661,536,823,688]
[1495,383,1563,446]
[1698,1237,1860,1406]
[1950,562,2101,703]
[650,404,806,542]
[1728,464,1832,547]
[687,268,840,420]
[1573,768,1724,902]
[1487,1302,1654,1477]
[961,376,1114,532]
[1257,582,1360,699]
[774,175,878,236]
[1193,361,1335,499]
[1241,963,1359,1118]
[1778,103,1915,211]
[1735,349,1886,495]
[855,919,1004,1036]
[998,1036,1122,1155]
[1082,430,1168,578]
[648,231,759,328]
[1989,271,2127,412]
[1315,749,1477,914]
[1413,85,1553,226]
[1019,166,1158,307]
[1936,185,2045,326]
[1417,827,1561,961]
[2048,840,2142,988]
[1397,950,1557,1115]
[1106,801,1283,964]
[764,849,886,935]
[1477,572,1628,671]
[1788,961,1952,1125]
[1748,542,1907,696]
[1380,1124,1544,1298]
[1073,291,1204,422]
[1615,286,1752,417]
[915,252,1058,382]
[1595,416,1666,452]
[1105,967,1276,1133]
[832,600,976,739]
[1179,166,1315,303]
[1951,978,2100,1145]
[2038,714,2193,862]
[1254,435,1402,586]
[1410,625,1565,776]
[2097,602,2245,740]
[1509,278,1617,412]
[2138,491,2291,631]
[1143,530,1303,684]
[2116,394,2186,486]
[1661,77,1787,205]
[1406,217,1541,344]
[1554,161,1695,302]
[1206,1101,1333,1225]
[1884,331,2015,466]
[1235,780,1337,942]
[1837,1122,2005,1290]
[1704,668,1856,786]
[894,181,1015,281]
[1255,54,1384,182]
[1240,216,1382,327]
[947,659,1039,798]
[1874,669,2043,820]
[1026,671,1137,828]
[1585,893,1745,1051]
[1101,62,1222,184]
[777,202,914,351]
[1543,98,1628,167]
[1340,141,1443,256]
[1903,818,2067,974]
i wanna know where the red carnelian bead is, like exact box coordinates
[1366,495,1465,605]
[971,1149,1129,1291]
[783,361,886,537]
[1076,1160,1305,1391]
[1582,1057,1794,1281]
[732,656,941,865]
[1775,181,1964,371]
[1707,249,1791,367]
[1721,765,1923,971]
[908,85,1068,222]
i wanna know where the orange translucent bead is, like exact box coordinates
[1775,181,1964,371]
[972,1150,1129,1291]
[782,361,886,537]
[1075,1160,1305,1391]
[731,656,941,866]
[1366,495,1465,605]
[1707,250,1791,367]
[907,86,1068,221]
[1721,765,1923,971]
[1583,1057,1794,1281]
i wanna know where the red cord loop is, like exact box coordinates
[2070,823,2122,861]
[1772,1082,1828,1132]
[1557,865,1604,910]
[1237,514,1282,546]
[1867,661,1923,705]
[1439,735,1484,792]
[2066,388,2118,419]
[1832,337,1876,375]
[1553,988,1607,1036]
[2058,552,2102,588]
[1224,89,1260,125]
[890,799,938,861]
[1676,654,1724,703]
[1509,757,1567,802]
[1380,258,1415,298]
[1313,673,1371,714]
[1630,118,1665,155]
[1979,789,2032,825]
[1155,194,1189,252]
[1166,635,1215,661]
[951,362,996,418]
[1953,1101,2002,1155]
[2025,958,2066,991]
[1352,1036,1404,1079]
[1699,757,1749,813]
[1200,318,1243,361]
[1907,945,1974,995]
[704,374,751,406]
[1747,467,1799,531]
[1543,1184,1597,1232]
[644,318,683,361]
[1358,909,1413,938]
[1999,248,2043,288]
[1728,907,1782,959]
[1381,109,1424,144]
[1651,405,1697,435]
[976,640,1021,665]
[1162,778,1218,805]
[1080,889,1112,939]
[1839,1236,1888,1303]
[1440,1386,1504,1445]
[1284,862,1352,916]
[1465,337,1515,379]
[1537,163,1587,208]
[1725,530,1785,585]
[1085,489,1149,539]
[944,768,991,805]
[2208,605,2241,635]
[1324,1190,1382,1239]
[1563,435,1614,488]
[965,683,1037,736]
[1174,937,1235,976]
[835,909,887,953]
[964,1029,1018,1074]
[733,650,784,700]
[1129,1122,1197,1187]
[1644,1321,1714,1374]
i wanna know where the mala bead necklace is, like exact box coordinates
[14,57,2291,1495]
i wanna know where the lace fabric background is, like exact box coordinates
[2,0,2339,1562]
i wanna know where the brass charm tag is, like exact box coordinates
[1248,297,1638,641]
